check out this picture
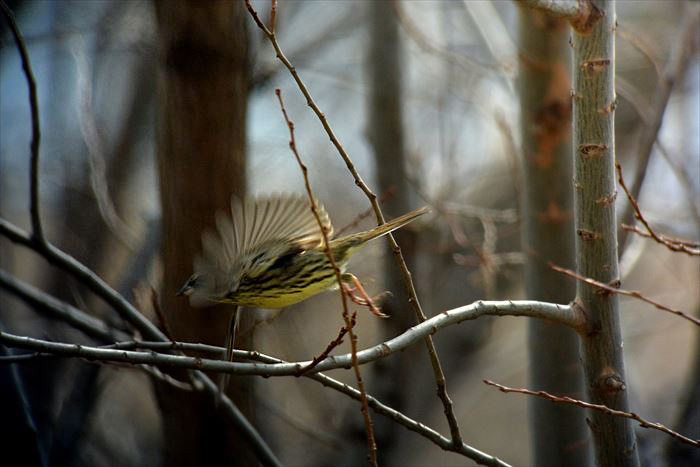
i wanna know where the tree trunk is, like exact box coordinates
[572,1,639,465]
[518,7,591,466]
[154,1,251,465]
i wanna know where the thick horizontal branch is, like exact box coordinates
[519,0,603,33]
[484,380,700,448]
[1,300,576,377]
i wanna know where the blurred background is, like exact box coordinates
[1,1,698,466]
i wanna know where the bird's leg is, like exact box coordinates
[218,306,240,404]
[341,273,389,318]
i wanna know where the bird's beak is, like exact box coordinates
[176,284,193,297]
[177,275,197,297]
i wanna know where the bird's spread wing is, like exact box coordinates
[189,194,332,307]
[217,194,332,259]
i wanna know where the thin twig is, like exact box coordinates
[295,312,356,376]
[245,0,464,447]
[550,263,700,326]
[616,162,700,256]
[0,352,42,362]
[622,224,699,249]
[0,1,44,244]
[484,380,700,448]
[0,268,125,342]
[274,88,378,465]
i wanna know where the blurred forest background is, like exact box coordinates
[1,1,698,466]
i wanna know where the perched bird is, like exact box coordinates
[177,194,428,390]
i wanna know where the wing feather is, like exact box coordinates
[223,194,333,259]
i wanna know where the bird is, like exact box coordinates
[177,194,428,391]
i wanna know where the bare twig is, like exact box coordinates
[484,380,700,448]
[275,89,378,465]
[621,224,699,249]
[296,312,356,376]
[550,263,700,327]
[245,0,464,447]
[616,162,700,256]
[0,268,126,342]
[619,9,700,249]
[0,1,44,244]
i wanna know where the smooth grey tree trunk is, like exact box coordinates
[572,1,639,465]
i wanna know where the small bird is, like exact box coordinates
[177,194,428,390]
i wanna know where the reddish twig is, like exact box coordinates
[269,0,277,33]
[549,263,700,326]
[617,162,700,256]
[296,312,357,376]
[484,379,700,448]
[622,224,699,249]
[274,88,378,466]
[244,1,463,447]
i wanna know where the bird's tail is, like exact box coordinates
[330,205,430,256]
[361,206,430,242]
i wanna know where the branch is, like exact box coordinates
[616,162,700,256]
[519,0,603,33]
[0,1,44,243]
[622,224,699,249]
[0,300,578,377]
[244,0,464,447]
[550,263,700,327]
[0,218,282,467]
[484,380,700,448]
[275,87,378,465]
[0,269,125,343]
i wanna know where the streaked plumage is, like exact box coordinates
[178,194,428,310]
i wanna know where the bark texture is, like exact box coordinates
[572,1,639,465]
